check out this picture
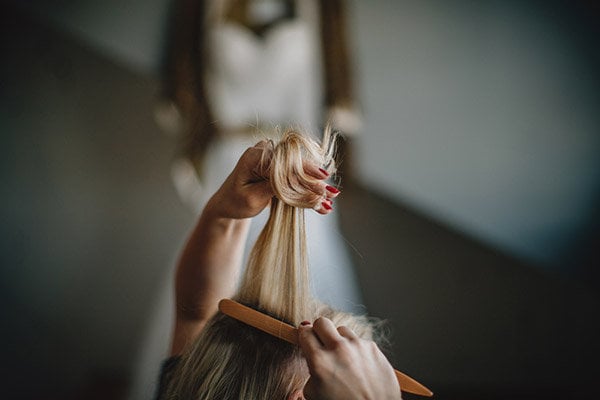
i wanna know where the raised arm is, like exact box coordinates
[170,141,338,354]
[171,142,273,354]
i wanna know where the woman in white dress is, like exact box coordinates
[130,1,363,398]
[162,0,363,310]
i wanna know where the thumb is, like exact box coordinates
[297,323,322,363]
[298,323,323,400]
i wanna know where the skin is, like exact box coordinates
[171,140,336,354]
[298,318,402,400]
[170,140,400,399]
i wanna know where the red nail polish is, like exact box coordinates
[319,168,329,177]
[300,321,311,326]
[325,185,340,194]
[322,201,333,211]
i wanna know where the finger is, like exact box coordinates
[303,162,329,180]
[300,179,327,199]
[245,143,273,181]
[253,140,266,149]
[240,145,264,167]
[313,200,333,215]
[253,138,273,151]
[337,325,359,341]
[312,317,344,349]
[253,140,274,165]
[252,180,274,201]
[301,179,340,200]
[298,322,324,358]
[294,164,333,201]
[324,185,340,199]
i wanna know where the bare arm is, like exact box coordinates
[170,141,339,354]
[170,142,272,354]
[171,202,251,354]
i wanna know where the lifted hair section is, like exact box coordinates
[237,127,337,325]
[166,127,378,400]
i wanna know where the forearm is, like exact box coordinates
[174,195,251,322]
[169,140,333,354]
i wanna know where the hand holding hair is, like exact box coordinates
[299,318,402,400]
[169,129,399,399]
[207,139,339,220]
[206,140,275,220]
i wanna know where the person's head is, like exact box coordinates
[167,128,378,399]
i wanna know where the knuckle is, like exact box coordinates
[329,337,346,351]
[313,316,328,329]
[356,338,372,351]
[242,146,258,160]
[368,340,381,355]
[338,326,357,340]
[301,345,318,360]
[368,340,378,350]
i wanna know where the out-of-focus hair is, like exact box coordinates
[165,127,375,399]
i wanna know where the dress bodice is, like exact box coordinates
[206,18,322,131]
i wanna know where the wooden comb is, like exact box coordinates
[219,298,433,397]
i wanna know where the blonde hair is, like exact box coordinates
[166,128,375,399]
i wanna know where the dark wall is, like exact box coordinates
[340,187,599,399]
[0,7,190,399]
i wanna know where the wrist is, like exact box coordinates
[202,194,250,231]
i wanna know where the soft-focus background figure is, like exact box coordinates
[157,0,362,309]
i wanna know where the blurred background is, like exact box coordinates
[1,0,599,399]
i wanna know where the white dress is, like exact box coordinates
[199,17,361,309]
[128,5,361,400]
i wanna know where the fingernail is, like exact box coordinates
[322,201,333,211]
[319,168,329,177]
[325,185,340,194]
[300,320,311,326]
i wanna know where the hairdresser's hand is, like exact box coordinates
[207,141,339,219]
[207,140,274,219]
[298,318,402,400]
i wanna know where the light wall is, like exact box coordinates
[351,0,600,267]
